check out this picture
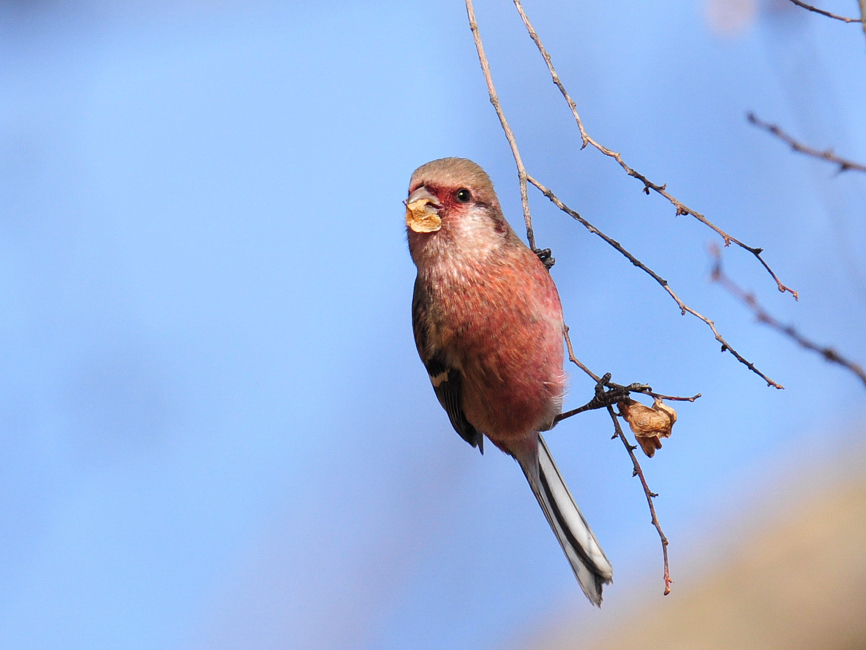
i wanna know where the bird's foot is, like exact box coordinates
[533,247,555,270]
[553,374,653,425]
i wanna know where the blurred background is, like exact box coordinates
[1,0,864,648]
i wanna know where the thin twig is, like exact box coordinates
[511,0,797,300]
[650,391,702,402]
[711,246,866,388]
[531,175,784,389]
[465,0,781,387]
[748,112,866,174]
[607,405,672,595]
[465,0,536,251]
[787,0,863,23]
[556,390,700,423]
[554,371,700,424]
[561,327,672,594]
[860,0,866,40]
[556,388,701,423]
[465,0,720,595]
[608,404,671,594]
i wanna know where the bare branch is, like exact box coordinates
[787,0,863,23]
[609,405,672,595]
[531,175,784,389]
[748,112,866,174]
[465,0,536,251]
[511,0,797,300]
[554,370,700,424]
[650,391,702,402]
[861,0,866,40]
[465,0,782,387]
[463,0,782,594]
[711,246,866,389]
[562,327,672,595]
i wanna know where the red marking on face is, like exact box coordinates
[410,184,472,216]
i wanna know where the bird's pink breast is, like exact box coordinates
[422,245,565,444]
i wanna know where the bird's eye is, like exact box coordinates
[455,188,472,203]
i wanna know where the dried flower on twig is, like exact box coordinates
[618,398,678,458]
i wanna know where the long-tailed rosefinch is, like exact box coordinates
[406,157,613,606]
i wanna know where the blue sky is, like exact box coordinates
[1,1,865,648]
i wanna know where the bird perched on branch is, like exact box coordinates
[405,157,612,605]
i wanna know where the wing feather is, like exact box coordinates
[412,278,484,453]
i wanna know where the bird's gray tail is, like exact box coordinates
[519,433,613,606]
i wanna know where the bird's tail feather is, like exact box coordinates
[519,434,613,606]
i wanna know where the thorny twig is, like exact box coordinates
[563,327,673,595]
[711,246,866,388]
[748,112,866,174]
[511,0,797,300]
[786,0,863,24]
[530,175,784,389]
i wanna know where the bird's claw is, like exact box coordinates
[534,247,555,270]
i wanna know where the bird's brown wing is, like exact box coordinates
[412,277,484,454]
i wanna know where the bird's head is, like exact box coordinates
[405,158,511,263]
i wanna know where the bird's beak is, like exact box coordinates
[405,186,442,233]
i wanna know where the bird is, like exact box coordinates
[405,157,613,606]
